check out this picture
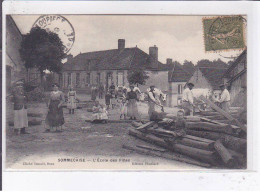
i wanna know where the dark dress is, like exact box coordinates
[126,91,139,118]
[46,91,65,128]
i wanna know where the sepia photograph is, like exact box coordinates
[4,14,247,170]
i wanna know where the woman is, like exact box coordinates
[126,85,139,120]
[11,80,29,135]
[67,86,77,114]
[45,83,65,132]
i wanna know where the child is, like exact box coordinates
[105,92,111,110]
[99,104,108,123]
[119,96,127,120]
[91,101,101,121]
[170,110,186,136]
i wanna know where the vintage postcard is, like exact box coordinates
[3,13,248,171]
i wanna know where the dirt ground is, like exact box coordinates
[5,95,201,170]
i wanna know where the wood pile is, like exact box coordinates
[123,97,247,169]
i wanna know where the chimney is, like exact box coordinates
[118,39,125,50]
[166,58,173,65]
[149,45,158,68]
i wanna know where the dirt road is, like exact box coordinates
[5,99,201,170]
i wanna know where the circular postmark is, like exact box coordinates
[207,16,245,52]
[32,15,75,53]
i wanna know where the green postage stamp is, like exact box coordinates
[203,16,245,52]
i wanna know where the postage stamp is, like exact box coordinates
[203,16,245,52]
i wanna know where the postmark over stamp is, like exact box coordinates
[203,16,245,52]
[32,15,75,53]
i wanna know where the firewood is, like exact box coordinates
[214,140,235,168]
[129,128,217,165]
[200,117,241,131]
[186,130,246,154]
[122,144,211,168]
[199,95,247,133]
[184,135,215,144]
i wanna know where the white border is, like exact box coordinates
[2,0,260,190]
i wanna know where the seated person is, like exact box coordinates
[91,101,101,121]
[99,104,108,123]
[170,110,186,136]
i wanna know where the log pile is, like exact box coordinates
[123,109,247,169]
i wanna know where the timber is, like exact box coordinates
[199,95,247,133]
[186,129,247,153]
[129,128,216,164]
[185,121,239,136]
[122,144,211,168]
[136,121,155,131]
[169,137,215,151]
[214,140,235,167]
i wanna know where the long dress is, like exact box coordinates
[45,91,65,128]
[126,91,139,118]
[67,91,77,109]
[12,92,28,129]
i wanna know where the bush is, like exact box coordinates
[26,87,46,102]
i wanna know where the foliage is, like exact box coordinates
[26,87,46,102]
[183,60,195,74]
[20,27,66,75]
[196,58,228,68]
[127,69,149,85]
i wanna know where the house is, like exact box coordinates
[6,15,27,92]
[168,63,192,107]
[61,39,171,93]
[223,50,247,106]
[188,67,228,98]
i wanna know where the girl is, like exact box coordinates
[67,86,77,114]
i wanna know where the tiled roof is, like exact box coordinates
[63,47,171,71]
[224,49,247,77]
[199,67,228,90]
[170,64,192,82]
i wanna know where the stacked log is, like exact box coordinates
[125,110,247,169]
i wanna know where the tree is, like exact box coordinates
[20,27,66,80]
[183,60,195,74]
[127,69,149,86]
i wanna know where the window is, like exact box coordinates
[97,73,101,84]
[178,84,183,94]
[86,73,90,84]
[68,73,71,86]
[117,71,124,86]
[76,73,80,88]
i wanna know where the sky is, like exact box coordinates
[12,15,245,64]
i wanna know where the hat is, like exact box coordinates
[150,85,155,88]
[15,80,24,86]
[187,83,194,87]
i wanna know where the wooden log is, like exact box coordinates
[214,140,235,168]
[136,121,155,131]
[129,128,217,164]
[184,135,215,144]
[136,144,166,152]
[184,116,201,122]
[186,130,247,153]
[185,122,239,136]
[132,121,143,128]
[169,137,215,151]
[122,144,211,168]
[227,149,246,168]
[200,117,241,131]
[199,95,247,133]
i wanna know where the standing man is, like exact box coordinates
[98,84,104,99]
[182,83,195,116]
[147,85,163,120]
[11,80,29,135]
[218,84,231,112]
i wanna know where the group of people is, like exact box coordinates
[181,82,231,116]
